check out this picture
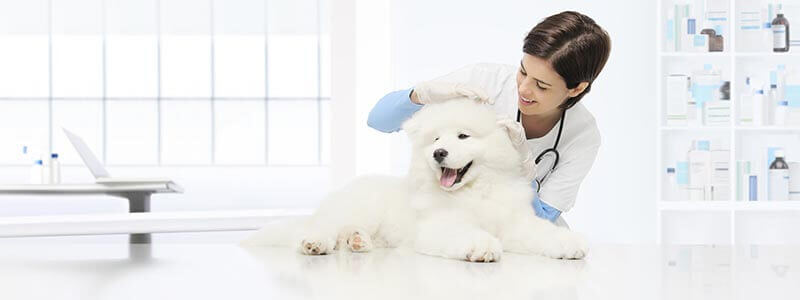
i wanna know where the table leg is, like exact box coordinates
[123,192,152,244]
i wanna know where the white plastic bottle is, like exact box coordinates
[688,140,712,201]
[739,77,755,125]
[753,88,765,126]
[41,158,51,185]
[666,167,677,201]
[49,153,61,184]
[29,160,43,184]
[769,149,790,201]
[775,100,788,126]
[766,85,777,125]
[21,145,29,164]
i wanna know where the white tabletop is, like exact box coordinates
[0,243,796,300]
[0,182,183,194]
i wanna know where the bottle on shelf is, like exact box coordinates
[688,140,711,201]
[749,175,758,201]
[740,77,758,126]
[29,160,43,184]
[41,157,51,184]
[49,153,61,184]
[753,87,766,126]
[789,162,800,200]
[775,100,788,126]
[773,4,790,52]
[666,167,677,201]
[24,145,43,184]
[766,84,777,125]
[768,149,790,201]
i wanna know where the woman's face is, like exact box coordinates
[515,53,586,116]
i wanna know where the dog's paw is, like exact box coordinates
[345,230,374,253]
[299,238,334,255]
[545,230,588,260]
[464,234,503,263]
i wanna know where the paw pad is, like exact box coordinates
[301,240,329,255]
[466,250,500,263]
[346,231,372,253]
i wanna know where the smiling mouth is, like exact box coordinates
[520,96,536,104]
[440,161,473,188]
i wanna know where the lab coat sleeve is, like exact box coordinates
[537,131,601,213]
[367,88,423,133]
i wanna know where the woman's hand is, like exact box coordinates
[411,81,493,105]
[497,118,536,182]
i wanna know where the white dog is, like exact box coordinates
[242,99,588,262]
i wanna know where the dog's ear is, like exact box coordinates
[402,114,422,137]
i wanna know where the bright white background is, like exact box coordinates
[0,0,657,244]
[0,0,333,218]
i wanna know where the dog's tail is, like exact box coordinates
[239,217,308,247]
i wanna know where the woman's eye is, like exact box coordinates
[536,83,548,90]
[458,134,470,140]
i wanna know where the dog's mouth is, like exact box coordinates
[439,161,473,188]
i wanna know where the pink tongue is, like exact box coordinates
[440,168,457,187]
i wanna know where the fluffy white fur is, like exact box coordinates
[242,99,588,262]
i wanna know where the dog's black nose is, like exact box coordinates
[433,148,448,163]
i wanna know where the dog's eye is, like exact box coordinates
[458,133,470,140]
[434,137,439,141]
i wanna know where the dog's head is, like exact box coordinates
[402,99,526,192]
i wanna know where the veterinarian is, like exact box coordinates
[366,11,611,227]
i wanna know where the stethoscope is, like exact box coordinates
[516,108,566,192]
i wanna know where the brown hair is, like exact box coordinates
[523,11,611,110]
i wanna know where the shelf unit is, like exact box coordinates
[656,0,800,245]
[659,200,800,211]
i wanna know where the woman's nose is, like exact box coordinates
[518,88,533,99]
[517,83,532,97]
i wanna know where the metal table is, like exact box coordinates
[0,182,183,243]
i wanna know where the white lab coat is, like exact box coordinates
[427,63,602,225]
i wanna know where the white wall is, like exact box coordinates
[380,0,658,244]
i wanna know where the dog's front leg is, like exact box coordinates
[414,211,503,263]
[500,214,588,259]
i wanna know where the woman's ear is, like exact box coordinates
[567,81,589,97]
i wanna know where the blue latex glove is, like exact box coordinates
[367,88,422,133]
[531,181,561,223]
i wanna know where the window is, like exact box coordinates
[0,0,331,215]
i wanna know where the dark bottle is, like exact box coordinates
[773,4,790,52]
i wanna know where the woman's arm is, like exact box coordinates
[367,88,424,133]
[367,63,514,133]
